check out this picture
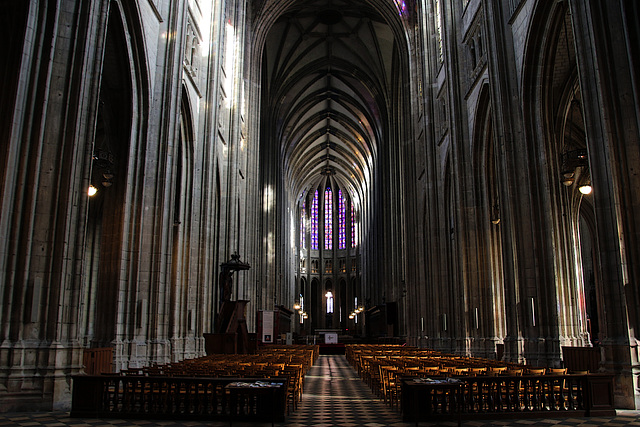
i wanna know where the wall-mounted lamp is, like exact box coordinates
[88,185,98,197]
[561,148,592,195]
[577,165,592,195]
[560,149,588,187]
[349,306,364,320]
[578,183,592,195]
[561,171,575,186]
[102,170,114,187]
[92,147,116,189]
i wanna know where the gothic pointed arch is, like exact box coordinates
[89,2,136,347]
[0,1,29,180]
[248,0,412,338]
[169,84,197,358]
[471,82,505,357]
[442,150,460,353]
[521,1,591,360]
[84,0,151,369]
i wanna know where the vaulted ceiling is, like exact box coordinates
[262,0,399,205]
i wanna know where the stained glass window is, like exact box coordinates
[300,200,306,248]
[351,208,356,248]
[311,190,319,250]
[338,190,346,249]
[326,291,334,314]
[324,188,333,250]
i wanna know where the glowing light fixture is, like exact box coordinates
[88,185,98,197]
[578,184,592,195]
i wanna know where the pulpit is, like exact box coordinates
[204,253,253,354]
[204,300,251,354]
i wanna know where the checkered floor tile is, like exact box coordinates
[1,355,639,426]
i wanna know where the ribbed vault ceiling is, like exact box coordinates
[263,0,397,203]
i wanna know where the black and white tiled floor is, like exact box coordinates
[1,355,639,426]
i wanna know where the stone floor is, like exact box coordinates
[1,355,639,426]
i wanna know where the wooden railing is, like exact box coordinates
[401,374,615,422]
[72,375,287,422]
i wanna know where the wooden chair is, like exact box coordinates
[545,367,568,409]
[521,368,545,410]
[488,366,507,376]
[452,367,469,376]
[469,367,487,376]
[379,365,398,405]
[369,361,385,396]
[281,366,302,412]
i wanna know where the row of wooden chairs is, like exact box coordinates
[346,345,586,411]
[116,345,318,413]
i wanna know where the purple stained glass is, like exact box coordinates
[351,208,356,248]
[324,188,332,250]
[339,190,346,249]
[311,191,319,250]
[300,200,306,248]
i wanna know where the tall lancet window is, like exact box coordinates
[326,291,334,314]
[311,190,319,250]
[324,188,333,250]
[300,200,306,248]
[351,208,356,248]
[338,190,346,249]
